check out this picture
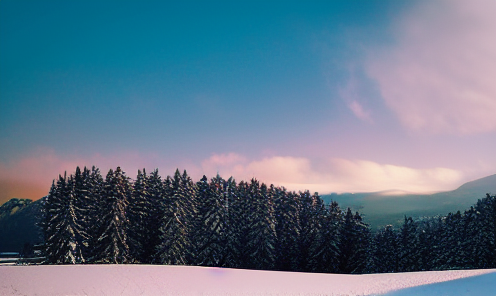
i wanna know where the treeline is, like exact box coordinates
[40,166,369,273]
[39,165,496,273]
[367,193,496,273]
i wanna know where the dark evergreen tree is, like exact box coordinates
[128,169,150,263]
[42,173,86,264]
[337,208,370,273]
[296,190,318,272]
[194,174,228,267]
[371,225,399,273]
[273,187,300,271]
[41,179,62,264]
[84,166,104,263]
[144,169,165,263]
[416,219,437,271]
[95,167,131,263]
[308,198,341,273]
[156,169,197,265]
[224,177,243,268]
[398,216,419,272]
[225,180,252,268]
[245,180,277,270]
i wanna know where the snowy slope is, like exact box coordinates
[1,265,495,296]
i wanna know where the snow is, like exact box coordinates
[0,265,494,296]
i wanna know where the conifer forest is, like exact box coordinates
[40,166,496,274]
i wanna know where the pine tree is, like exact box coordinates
[42,172,87,264]
[296,190,318,272]
[368,225,399,273]
[398,216,418,272]
[337,208,370,273]
[156,169,197,265]
[225,180,252,268]
[308,199,341,273]
[95,167,131,263]
[273,187,300,271]
[128,169,150,263]
[42,179,62,264]
[245,180,277,270]
[194,174,228,267]
[144,169,165,263]
[84,166,104,263]
[224,177,242,268]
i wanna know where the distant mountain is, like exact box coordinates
[0,198,42,252]
[322,174,496,230]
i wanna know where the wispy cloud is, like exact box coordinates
[339,77,373,123]
[347,100,372,123]
[367,0,496,134]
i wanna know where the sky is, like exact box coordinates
[1,0,496,204]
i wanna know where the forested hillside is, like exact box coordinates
[27,166,496,273]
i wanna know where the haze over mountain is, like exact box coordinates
[322,174,496,229]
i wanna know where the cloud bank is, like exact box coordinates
[367,0,496,134]
[199,153,463,194]
[0,149,464,205]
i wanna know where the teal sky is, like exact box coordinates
[1,0,495,203]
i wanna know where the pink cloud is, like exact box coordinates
[339,76,373,123]
[367,0,496,134]
[199,153,463,194]
[347,100,372,123]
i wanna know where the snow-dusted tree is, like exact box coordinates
[95,167,131,263]
[156,169,197,265]
[143,169,165,263]
[127,168,165,263]
[308,199,341,273]
[369,225,399,273]
[128,169,150,263]
[245,180,277,270]
[225,180,252,268]
[42,172,87,264]
[273,187,300,271]
[41,178,63,264]
[296,190,319,272]
[224,177,243,268]
[84,166,104,263]
[337,208,370,274]
[398,216,419,272]
[416,219,438,271]
[194,174,228,267]
[473,194,496,268]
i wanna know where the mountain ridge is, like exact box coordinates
[322,174,496,230]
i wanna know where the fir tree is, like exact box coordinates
[128,169,150,263]
[194,174,228,267]
[95,167,131,263]
[245,180,277,270]
[273,187,300,271]
[156,169,197,265]
[398,216,418,272]
[308,199,341,273]
[84,166,104,263]
[337,208,370,273]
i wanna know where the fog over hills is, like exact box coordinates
[322,174,496,230]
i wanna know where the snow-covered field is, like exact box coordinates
[1,265,495,296]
